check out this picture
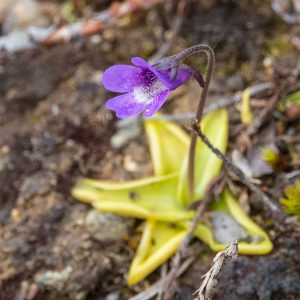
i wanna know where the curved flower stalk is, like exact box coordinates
[103,45,214,201]
[103,57,203,118]
[150,45,216,199]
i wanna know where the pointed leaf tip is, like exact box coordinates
[144,116,189,176]
[128,221,187,285]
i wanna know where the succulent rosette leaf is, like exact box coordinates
[72,109,273,284]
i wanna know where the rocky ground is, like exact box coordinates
[0,1,300,299]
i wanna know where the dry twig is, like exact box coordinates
[129,253,199,300]
[163,173,225,300]
[194,241,238,300]
[237,90,280,151]
[147,82,273,122]
[192,123,286,229]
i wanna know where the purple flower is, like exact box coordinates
[102,57,194,118]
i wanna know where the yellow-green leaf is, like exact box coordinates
[72,174,194,222]
[128,220,187,285]
[240,88,253,124]
[187,189,273,255]
[280,180,300,219]
[144,117,189,176]
[177,109,229,206]
[278,89,300,111]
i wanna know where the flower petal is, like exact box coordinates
[132,57,192,90]
[143,90,170,117]
[131,57,149,68]
[153,67,193,90]
[103,65,145,93]
[105,93,148,118]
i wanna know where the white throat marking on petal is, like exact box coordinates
[132,80,167,104]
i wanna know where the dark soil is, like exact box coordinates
[0,1,299,300]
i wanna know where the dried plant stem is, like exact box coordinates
[146,82,273,121]
[187,45,215,200]
[241,90,280,139]
[194,241,238,300]
[163,174,224,300]
[129,255,198,300]
[192,123,286,228]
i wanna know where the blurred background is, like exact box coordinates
[0,0,299,299]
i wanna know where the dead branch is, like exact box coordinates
[194,241,238,300]
[129,251,200,300]
[192,123,286,229]
[237,90,280,151]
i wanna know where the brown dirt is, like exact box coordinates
[0,1,300,300]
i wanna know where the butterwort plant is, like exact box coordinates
[72,110,273,284]
[103,45,215,200]
[73,45,273,284]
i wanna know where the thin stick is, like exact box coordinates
[146,82,273,122]
[129,255,197,300]
[192,123,286,228]
[163,174,224,300]
[157,264,167,300]
[243,91,280,138]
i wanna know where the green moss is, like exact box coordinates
[266,34,294,58]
